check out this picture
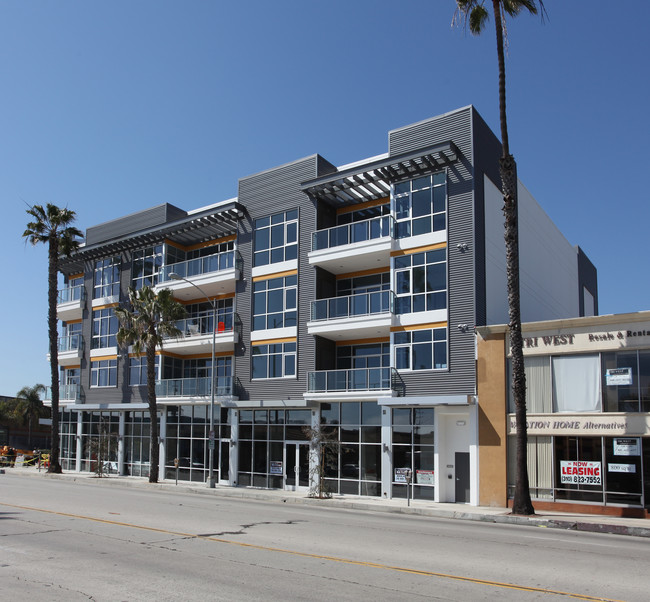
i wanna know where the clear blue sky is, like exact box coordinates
[1,1,648,396]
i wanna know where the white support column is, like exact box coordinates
[381,405,392,498]
[158,409,166,481]
[118,412,125,476]
[75,411,83,472]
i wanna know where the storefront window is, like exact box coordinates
[391,408,435,500]
[554,436,604,503]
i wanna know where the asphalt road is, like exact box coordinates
[1,474,648,601]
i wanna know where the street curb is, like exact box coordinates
[6,469,650,538]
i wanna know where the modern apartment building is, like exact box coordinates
[50,106,597,504]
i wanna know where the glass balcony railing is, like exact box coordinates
[57,285,85,304]
[311,291,394,321]
[312,215,394,251]
[58,334,83,353]
[307,367,400,393]
[158,250,242,283]
[43,384,82,402]
[155,376,233,398]
[166,311,238,338]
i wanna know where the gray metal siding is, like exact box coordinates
[390,107,478,397]
[86,204,187,246]
[577,246,598,316]
[236,156,331,401]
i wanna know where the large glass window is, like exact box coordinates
[320,402,382,497]
[394,173,446,239]
[90,359,117,388]
[132,244,163,289]
[252,342,296,379]
[394,248,447,314]
[92,307,118,349]
[554,436,604,503]
[394,328,448,371]
[254,210,298,267]
[93,257,120,299]
[253,275,297,330]
[602,350,650,412]
[552,355,601,412]
[392,407,435,500]
[129,356,160,386]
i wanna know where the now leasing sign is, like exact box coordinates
[560,460,602,485]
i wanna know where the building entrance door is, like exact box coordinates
[285,442,310,490]
[455,452,470,503]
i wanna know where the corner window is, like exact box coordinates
[394,247,447,314]
[94,257,120,299]
[394,173,446,239]
[92,307,118,349]
[253,275,297,330]
[393,327,447,371]
[90,359,117,388]
[132,245,163,289]
[254,210,298,267]
[252,342,296,379]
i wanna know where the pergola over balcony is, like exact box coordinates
[301,141,459,206]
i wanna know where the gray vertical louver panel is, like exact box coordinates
[236,155,334,402]
[389,107,478,397]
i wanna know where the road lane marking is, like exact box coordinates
[1,502,623,602]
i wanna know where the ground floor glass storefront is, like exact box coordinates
[508,435,650,509]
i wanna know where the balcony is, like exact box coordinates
[157,250,242,298]
[57,285,85,321]
[155,376,235,401]
[307,367,403,397]
[308,291,394,341]
[43,384,82,405]
[49,334,84,366]
[308,216,393,274]
[162,313,240,355]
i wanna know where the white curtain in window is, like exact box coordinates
[552,355,601,412]
[525,356,552,413]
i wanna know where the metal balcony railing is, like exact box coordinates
[312,215,394,251]
[57,284,85,304]
[311,290,394,321]
[58,334,83,353]
[307,367,401,393]
[155,376,233,398]
[158,250,242,283]
[43,384,82,402]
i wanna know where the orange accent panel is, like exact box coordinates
[390,241,446,256]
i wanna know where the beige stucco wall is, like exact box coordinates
[477,330,508,507]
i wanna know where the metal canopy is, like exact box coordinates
[60,202,245,270]
[301,141,459,206]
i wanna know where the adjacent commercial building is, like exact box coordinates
[478,311,650,518]
[49,106,597,504]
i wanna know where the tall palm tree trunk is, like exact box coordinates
[146,340,159,483]
[48,238,62,473]
[493,0,533,515]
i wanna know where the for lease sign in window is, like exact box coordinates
[560,460,602,485]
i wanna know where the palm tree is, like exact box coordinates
[15,384,48,448]
[115,286,186,483]
[455,0,545,515]
[23,204,82,474]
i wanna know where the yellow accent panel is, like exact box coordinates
[252,269,298,283]
[185,234,236,251]
[391,322,447,332]
[165,234,236,252]
[335,337,389,346]
[252,337,297,346]
[63,365,81,370]
[65,319,83,325]
[90,355,118,362]
[335,266,389,280]
[92,303,119,311]
[159,351,233,360]
[336,197,389,215]
[390,242,446,256]
[176,292,235,305]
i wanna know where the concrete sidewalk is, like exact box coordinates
[3,465,650,538]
